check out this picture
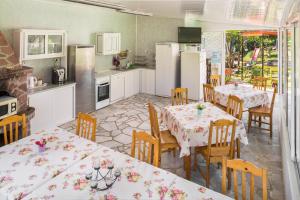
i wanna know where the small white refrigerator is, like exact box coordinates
[155,43,180,97]
[181,51,206,101]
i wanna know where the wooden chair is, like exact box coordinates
[0,114,27,145]
[171,88,188,106]
[226,95,244,120]
[222,158,268,200]
[248,87,277,137]
[203,84,215,103]
[148,102,179,166]
[210,74,221,87]
[76,112,97,142]
[226,95,244,159]
[252,77,267,91]
[194,119,236,187]
[131,130,159,167]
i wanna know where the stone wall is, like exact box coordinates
[0,31,20,69]
[0,67,32,112]
[0,32,35,135]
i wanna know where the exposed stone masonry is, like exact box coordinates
[0,31,20,69]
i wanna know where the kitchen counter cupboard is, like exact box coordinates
[96,68,155,106]
[28,83,75,132]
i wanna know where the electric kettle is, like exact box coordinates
[27,76,37,89]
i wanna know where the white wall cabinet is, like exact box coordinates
[110,73,125,102]
[13,29,66,62]
[96,33,121,55]
[28,84,75,132]
[141,69,155,95]
[124,69,140,98]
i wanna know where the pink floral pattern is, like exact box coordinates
[25,147,232,200]
[161,102,248,157]
[0,128,98,200]
[73,178,88,190]
[169,188,187,200]
[126,171,142,182]
[214,84,270,109]
[18,147,32,155]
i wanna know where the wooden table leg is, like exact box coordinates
[236,138,240,158]
[184,155,191,180]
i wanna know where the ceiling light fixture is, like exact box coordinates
[119,9,153,17]
[63,0,126,10]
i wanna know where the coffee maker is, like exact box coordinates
[52,59,65,84]
[52,67,65,84]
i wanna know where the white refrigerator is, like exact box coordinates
[181,51,206,101]
[155,43,180,97]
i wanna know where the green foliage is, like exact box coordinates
[252,66,262,76]
[196,104,205,110]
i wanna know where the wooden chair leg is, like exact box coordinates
[173,148,176,157]
[259,116,262,127]
[227,168,232,190]
[248,113,252,133]
[236,139,240,158]
[206,162,210,188]
[158,153,161,167]
[184,155,191,180]
[270,116,273,137]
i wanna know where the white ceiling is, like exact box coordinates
[105,0,297,27]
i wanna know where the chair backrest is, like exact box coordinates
[148,103,161,141]
[76,112,97,141]
[207,119,236,158]
[270,86,277,113]
[203,84,215,103]
[0,114,27,145]
[131,130,159,167]
[222,158,268,200]
[253,76,267,91]
[210,74,221,87]
[171,88,188,106]
[226,95,244,120]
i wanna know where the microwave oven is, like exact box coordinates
[0,96,18,120]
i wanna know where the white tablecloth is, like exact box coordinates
[0,128,98,200]
[24,146,232,200]
[161,102,248,157]
[214,84,270,109]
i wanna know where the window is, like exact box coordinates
[295,25,300,170]
[282,24,300,174]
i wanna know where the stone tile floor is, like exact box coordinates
[60,93,284,200]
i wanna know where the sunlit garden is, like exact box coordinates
[225,30,278,88]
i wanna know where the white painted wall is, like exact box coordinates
[136,16,184,67]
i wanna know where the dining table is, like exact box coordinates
[214,84,270,109]
[24,145,232,200]
[0,128,99,200]
[0,127,234,200]
[161,102,248,180]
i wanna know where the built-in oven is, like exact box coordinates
[95,76,110,110]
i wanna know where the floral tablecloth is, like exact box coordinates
[0,128,98,200]
[214,84,270,109]
[24,146,232,200]
[161,102,248,157]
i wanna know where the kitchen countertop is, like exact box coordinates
[28,81,76,95]
[95,66,155,79]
